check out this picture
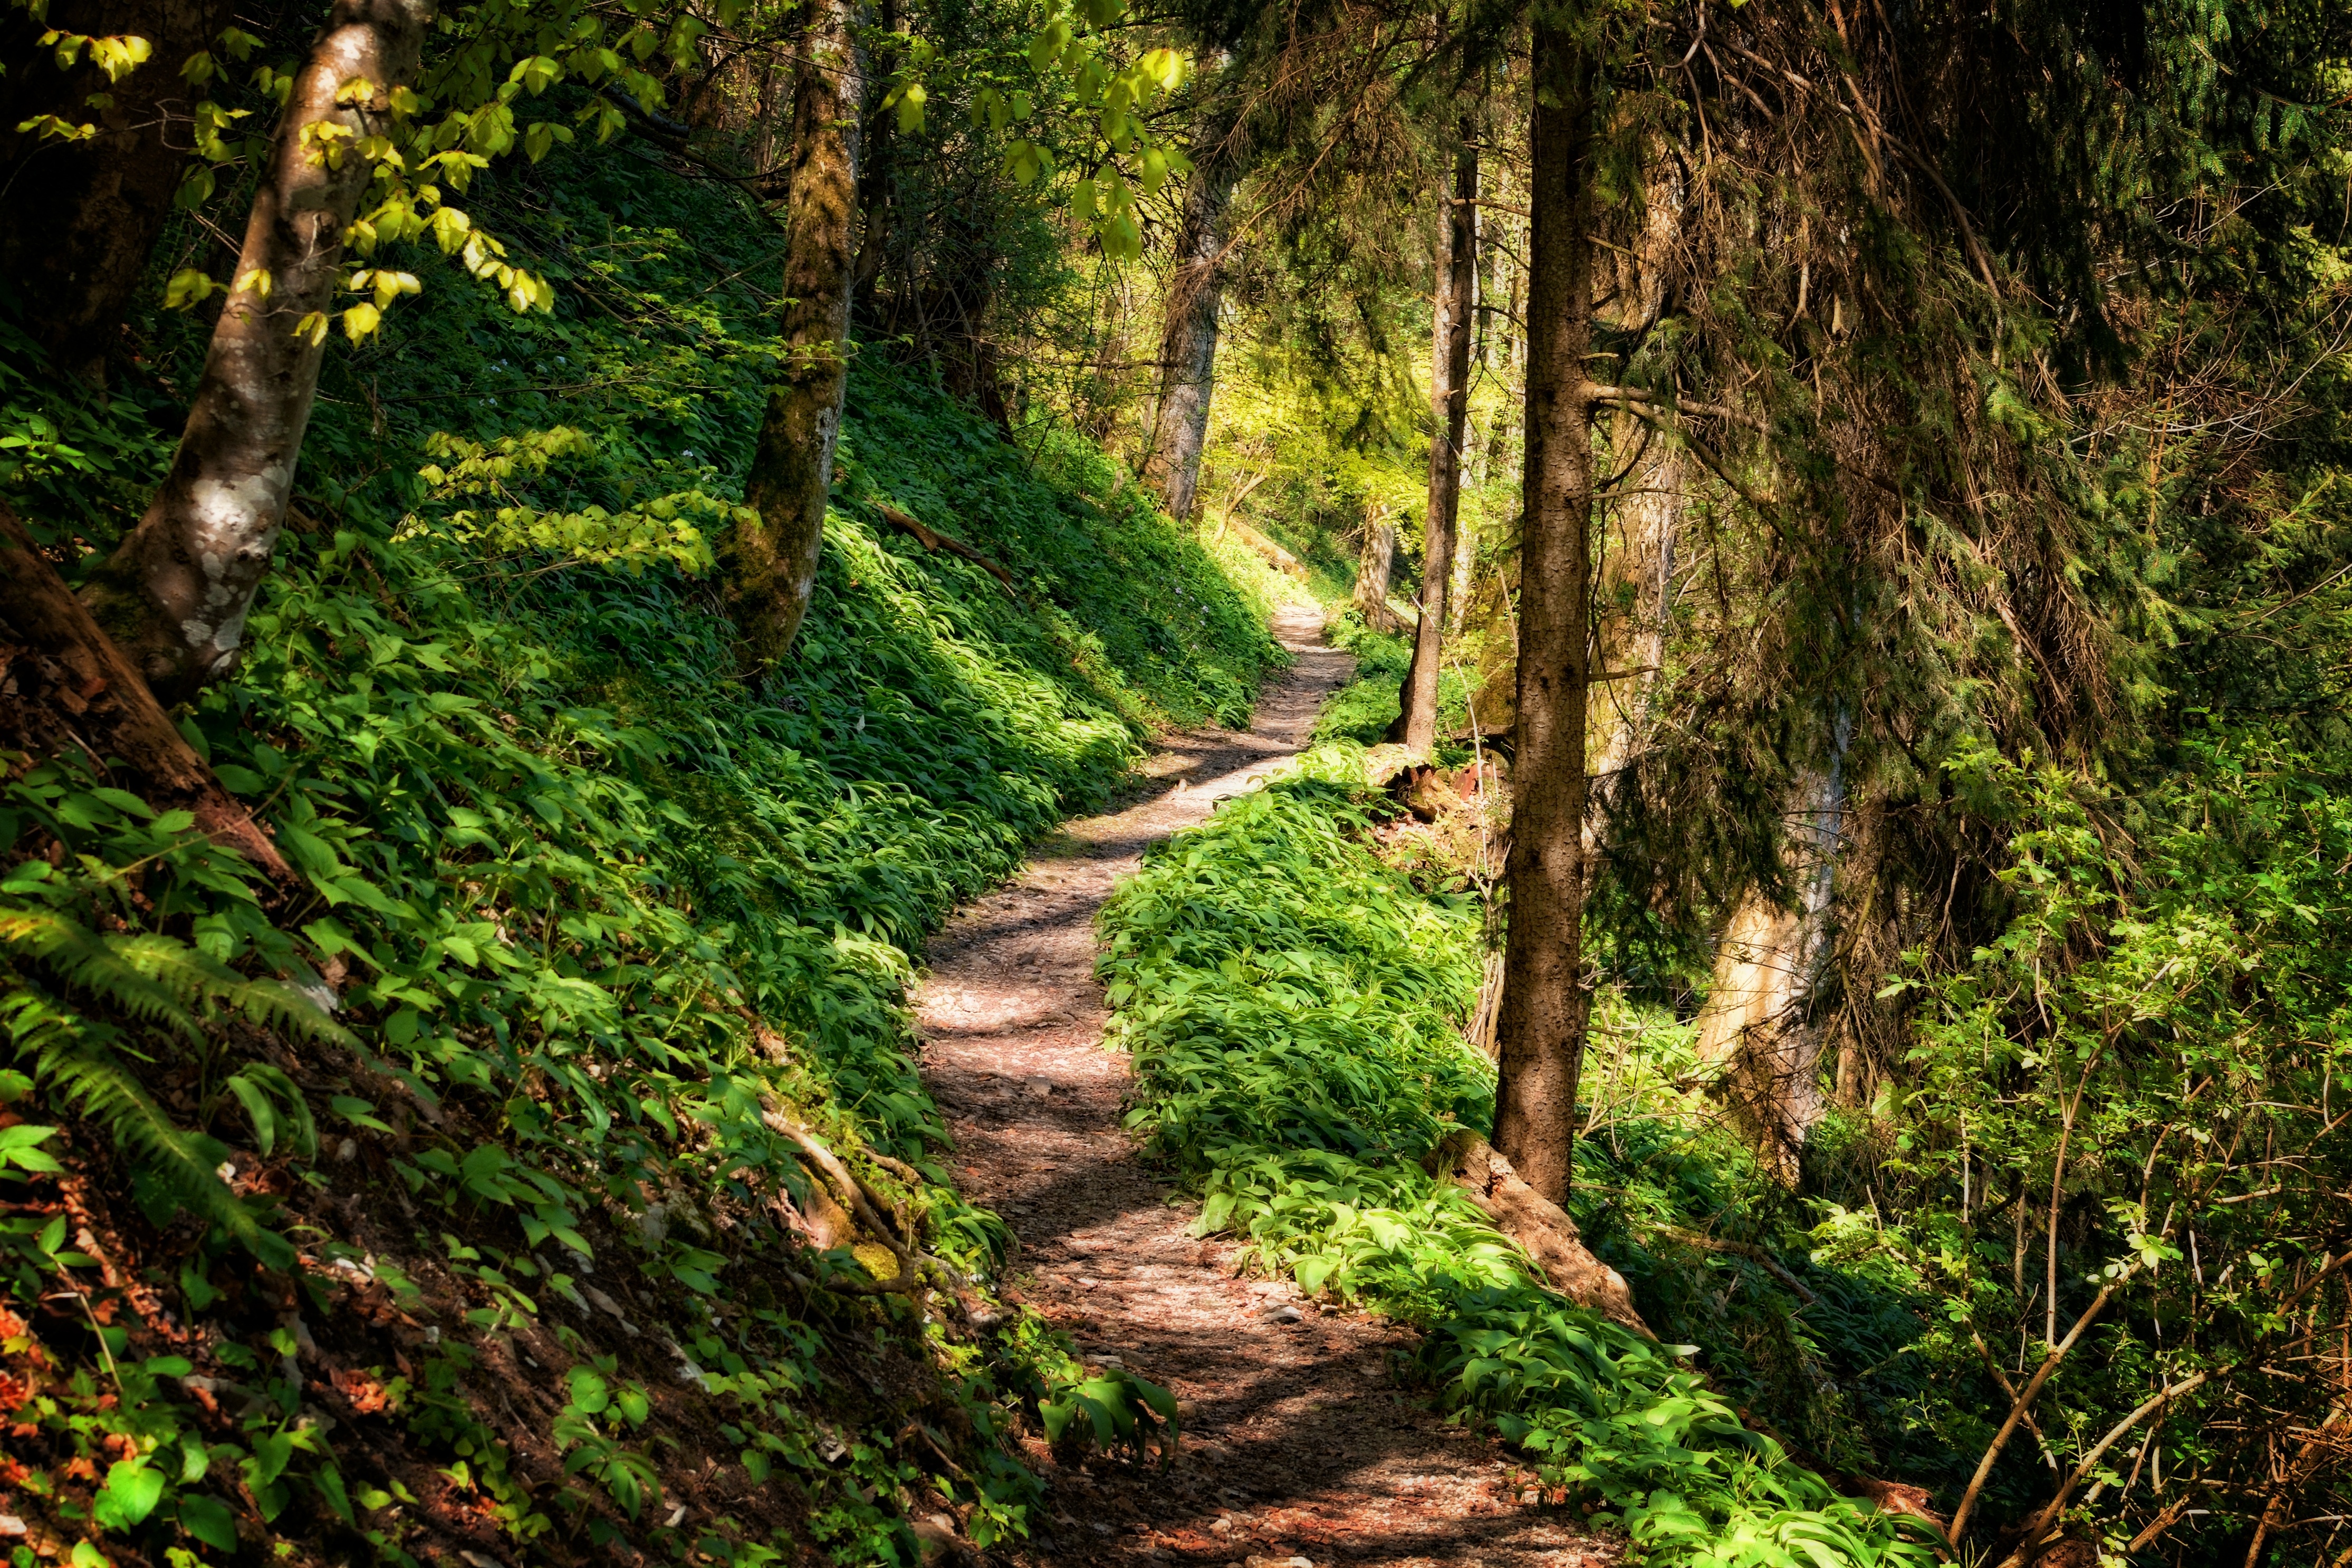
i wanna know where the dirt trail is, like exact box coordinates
[916,605,1614,1567]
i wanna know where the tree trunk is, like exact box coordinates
[723,0,868,667]
[78,0,435,703]
[0,504,290,881]
[1141,105,1242,525]
[1352,510,1407,634]
[1390,130,1479,752]
[1585,148,1684,843]
[1491,23,1594,1208]
[1694,711,1852,1183]
[0,0,235,384]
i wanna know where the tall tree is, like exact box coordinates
[0,0,235,384]
[79,0,435,700]
[1140,97,1243,524]
[723,0,868,665]
[1389,123,1479,752]
[1491,14,1593,1207]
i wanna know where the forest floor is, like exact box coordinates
[916,603,1619,1568]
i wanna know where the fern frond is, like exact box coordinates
[2,985,293,1266]
[107,935,354,1052]
[0,909,204,1042]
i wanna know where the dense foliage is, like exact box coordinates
[0,145,1276,1565]
[1100,750,1940,1568]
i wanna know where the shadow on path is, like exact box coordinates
[918,604,1616,1567]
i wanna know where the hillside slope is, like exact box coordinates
[0,147,1283,1567]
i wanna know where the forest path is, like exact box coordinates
[915,604,1615,1568]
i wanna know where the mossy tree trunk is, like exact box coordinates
[78,0,434,703]
[1141,105,1242,525]
[1391,129,1479,752]
[724,0,868,667]
[0,0,236,386]
[1492,21,1595,1208]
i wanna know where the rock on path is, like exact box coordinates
[916,604,1617,1567]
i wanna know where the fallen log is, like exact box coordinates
[0,502,292,883]
[873,502,1017,596]
[1425,1129,1652,1336]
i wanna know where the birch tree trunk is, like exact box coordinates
[723,0,867,667]
[1492,23,1595,1207]
[1694,711,1852,1183]
[77,0,433,701]
[1141,105,1242,525]
[1391,130,1479,752]
[0,0,235,384]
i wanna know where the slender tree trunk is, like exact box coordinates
[850,0,898,297]
[724,0,868,666]
[1694,710,1852,1182]
[1390,129,1479,751]
[0,0,236,384]
[1492,23,1594,1207]
[78,0,435,701]
[1141,105,1242,524]
[1,505,290,881]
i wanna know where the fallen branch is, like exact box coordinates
[1660,1226,1818,1306]
[759,1096,968,1305]
[0,503,293,883]
[872,502,1017,596]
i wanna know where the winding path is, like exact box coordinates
[916,605,1616,1568]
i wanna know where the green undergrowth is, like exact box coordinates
[1310,612,1473,759]
[1097,748,1941,1567]
[0,142,1270,1566]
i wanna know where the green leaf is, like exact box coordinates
[178,1493,239,1551]
[93,1457,165,1528]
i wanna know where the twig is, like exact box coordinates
[872,502,1019,597]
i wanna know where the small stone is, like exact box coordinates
[911,1514,962,1562]
[1024,1075,1054,1096]
[1258,1304,1303,1324]
[336,1137,359,1161]
[0,1516,23,1538]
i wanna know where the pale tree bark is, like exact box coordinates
[80,0,435,701]
[723,0,867,666]
[1390,129,1479,752]
[0,0,236,384]
[1585,148,1684,843]
[1491,22,1594,1207]
[1141,103,1242,524]
[1352,509,1408,634]
[1694,710,1852,1182]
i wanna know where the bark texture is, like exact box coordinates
[1391,132,1479,752]
[1141,107,1242,524]
[1694,715,1851,1182]
[0,504,289,881]
[1352,512,1408,634]
[79,0,434,702]
[1492,25,1595,1207]
[1586,152,1685,841]
[723,0,868,667]
[1426,1131,1648,1335]
[0,0,234,383]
